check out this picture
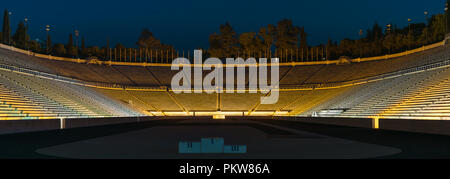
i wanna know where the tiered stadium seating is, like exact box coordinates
[60,83,140,117]
[0,42,448,119]
[93,88,155,115]
[377,69,450,120]
[311,66,450,120]
[112,66,159,85]
[0,68,140,119]
[0,83,56,120]
[0,44,448,87]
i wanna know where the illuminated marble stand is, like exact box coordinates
[179,138,247,154]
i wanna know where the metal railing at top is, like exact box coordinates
[0,40,446,67]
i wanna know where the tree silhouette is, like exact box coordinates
[136,28,161,49]
[447,0,450,34]
[12,21,28,48]
[299,27,308,50]
[274,19,300,50]
[81,37,87,57]
[66,34,77,57]
[208,33,223,58]
[115,43,125,49]
[47,34,52,54]
[53,43,66,56]
[430,14,446,42]
[367,22,383,41]
[208,22,239,58]
[239,32,263,55]
[2,10,11,44]
[258,24,276,51]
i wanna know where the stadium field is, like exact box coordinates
[1,118,450,159]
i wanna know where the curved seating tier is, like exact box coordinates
[0,69,141,120]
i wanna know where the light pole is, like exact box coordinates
[386,24,392,54]
[45,25,50,54]
[24,18,28,51]
[74,30,79,58]
[359,29,363,58]
[35,38,39,51]
[8,11,12,45]
[408,18,412,49]
[445,3,448,35]
[425,11,429,44]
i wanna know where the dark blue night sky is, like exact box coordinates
[3,0,445,49]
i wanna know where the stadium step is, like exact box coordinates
[425,106,450,110]
[0,107,17,111]
[0,116,40,120]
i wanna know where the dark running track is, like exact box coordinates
[0,119,449,159]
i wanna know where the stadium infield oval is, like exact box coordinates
[36,120,401,159]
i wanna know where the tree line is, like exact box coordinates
[207,11,449,60]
